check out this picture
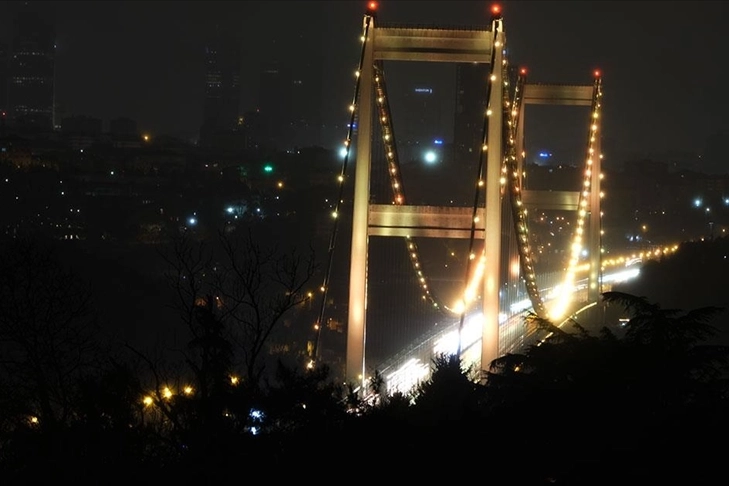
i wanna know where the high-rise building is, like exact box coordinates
[257,60,288,150]
[0,42,8,123]
[397,85,441,163]
[199,33,242,149]
[288,56,323,150]
[257,58,324,151]
[453,62,489,168]
[240,109,265,152]
[8,10,55,133]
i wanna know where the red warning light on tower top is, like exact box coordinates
[594,69,601,78]
[520,67,527,75]
[368,1,377,11]
[491,4,501,15]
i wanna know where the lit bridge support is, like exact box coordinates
[346,15,502,388]
[519,83,602,306]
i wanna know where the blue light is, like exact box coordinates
[434,139,443,145]
[538,152,551,158]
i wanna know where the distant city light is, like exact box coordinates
[424,150,437,164]
[339,147,348,158]
[188,217,197,226]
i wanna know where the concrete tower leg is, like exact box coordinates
[346,16,375,390]
[588,85,602,309]
[481,21,504,375]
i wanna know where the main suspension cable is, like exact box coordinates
[310,8,375,365]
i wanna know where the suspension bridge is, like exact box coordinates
[309,2,610,394]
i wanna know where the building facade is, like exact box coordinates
[199,34,242,149]
[8,11,55,133]
[0,42,8,122]
[453,62,489,169]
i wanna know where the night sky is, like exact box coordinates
[1,1,727,164]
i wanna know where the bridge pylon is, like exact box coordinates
[346,8,506,389]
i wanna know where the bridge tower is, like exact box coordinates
[519,81,603,307]
[346,6,504,388]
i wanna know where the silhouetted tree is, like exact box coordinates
[0,236,102,431]
[412,353,483,425]
[483,293,729,484]
[0,236,115,483]
[161,227,316,391]
[213,227,316,387]
[603,290,729,416]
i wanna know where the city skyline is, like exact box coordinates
[0,1,727,163]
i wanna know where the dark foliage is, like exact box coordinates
[2,236,729,484]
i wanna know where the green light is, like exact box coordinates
[263,164,273,173]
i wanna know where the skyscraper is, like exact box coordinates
[199,33,242,149]
[397,85,441,163]
[0,42,8,116]
[8,10,55,133]
[288,55,323,150]
[256,57,325,152]
[453,62,489,168]
[0,42,8,132]
[257,60,288,150]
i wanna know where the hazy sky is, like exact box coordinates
[1,1,727,161]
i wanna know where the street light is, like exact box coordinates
[424,150,437,164]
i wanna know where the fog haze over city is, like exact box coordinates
[1,1,727,170]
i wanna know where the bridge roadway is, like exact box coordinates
[375,264,642,396]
